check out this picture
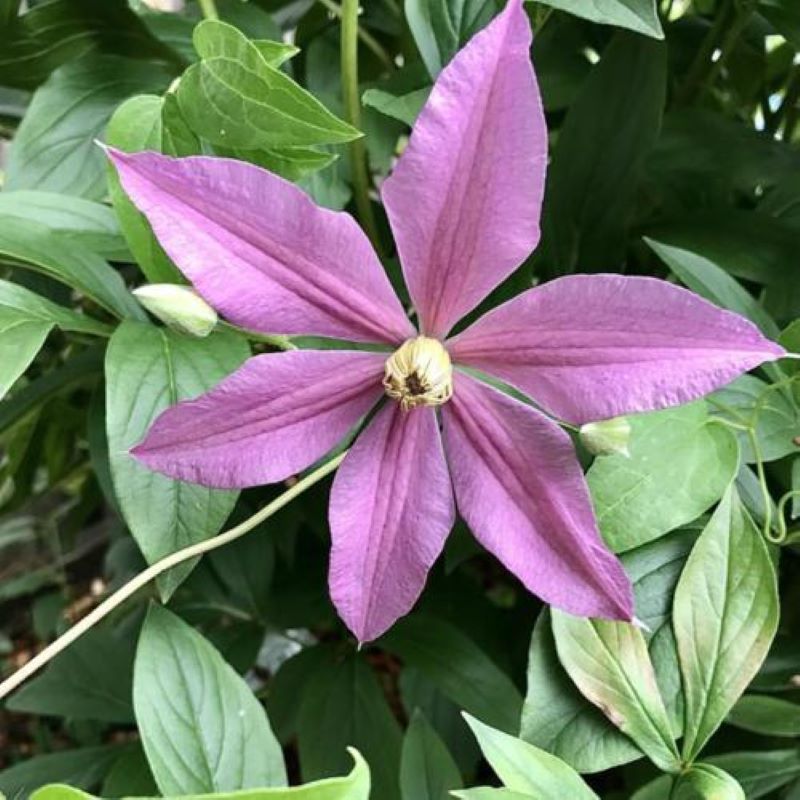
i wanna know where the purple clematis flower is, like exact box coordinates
[107,0,783,642]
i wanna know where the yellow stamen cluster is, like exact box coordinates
[384,337,454,411]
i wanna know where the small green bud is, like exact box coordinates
[579,417,631,458]
[133,284,218,338]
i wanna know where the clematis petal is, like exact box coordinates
[441,372,633,620]
[329,403,455,643]
[381,0,547,338]
[107,149,415,344]
[132,349,386,488]
[449,274,785,425]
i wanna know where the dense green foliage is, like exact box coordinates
[1,0,799,798]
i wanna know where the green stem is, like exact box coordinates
[773,490,800,544]
[341,0,383,256]
[317,0,393,68]
[0,452,346,700]
[778,68,800,141]
[198,0,219,20]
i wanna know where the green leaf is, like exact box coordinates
[134,605,287,794]
[0,191,127,260]
[105,321,248,597]
[0,313,51,399]
[213,144,337,182]
[674,487,780,762]
[540,33,666,275]
[708,750,800,798]
[0,217,143,319]
[463,714,598,798]
[400,710,462,800]
[6,55,170,200]
[381,614,522,734]
[521,530,695,772]
[0,345,103,436]
[452,791,534,800]
[0,0,179,91]
[671,764,745,800]
[0,746,125,800]
[550,612,680,772]
[520,611,642,773]
[0,279,110,337]
[404,0,495,78]
[105,94,192,284]
[587,402,739,552]
[176,20,359,149]
[32,750,370,800]
[5,623,135,723]
[536,0,663,38]
[645,238,781,339]
[362,87,430,127]
[711,375,799,463]
[296,650,402,800]
[727,695,800,737]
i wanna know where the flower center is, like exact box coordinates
[384,336,453,410]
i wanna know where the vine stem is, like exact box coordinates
[198,0,219,20]
[0,452,346,701]
[341,0,383,256]
[317,0,393,68]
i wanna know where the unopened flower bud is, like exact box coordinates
[579,417,631,458]
[141,0,185,11]
[133,284,217,338]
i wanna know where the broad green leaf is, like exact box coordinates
[550,613,680,772]
[709,750,800,798]
[587,402,739,552]
[105,94,190,284]
[32,750,369,800]
[105,321,248,597]
[296,651,402,800]
[711,375,799,463]
[637,765,746,800]
[521,530,695,771]
[463,715,598,799]
[213,145,336,182]
[521,611,642,773]
[381,614,522,734]
[400,710,462,800]
[134,605,287,794]
[0,279,110,337]
[176,20,358,149]
[674,487,779,762]
[671,764,745,800]
[0,313,50,398]
[0,345,103,436]
[0,0,178,91]
[540,33,666,275]
[362,87,430,127]
[0,191,127,260]
[0,746,125,800]
[645,238,781,339]
[5,624,135,722]
[727,695,800,736]
[452,791,533,800]
[404,0,495,78]
[0,217,143,319]
[101,746,158,798]
[536,0,663,38]
[6,56,170,200]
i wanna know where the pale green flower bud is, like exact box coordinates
[579,417,631,458]
[140,0,184,11]
[133,284,218,338]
